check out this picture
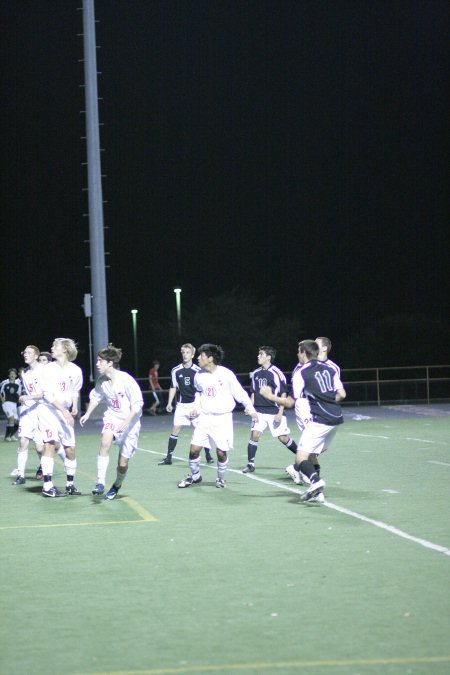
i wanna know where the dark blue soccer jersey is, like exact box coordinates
[251,365,288,414]
[291,360,343,426]
[170,363,201,404]
[0,381,20,403]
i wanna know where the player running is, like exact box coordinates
[80,344,143,501]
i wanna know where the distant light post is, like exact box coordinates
[174,288,182,335]
[131,309,138,376]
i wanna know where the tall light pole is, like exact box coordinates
[82,0,109,355]
[131,309,138,376]
[174,288,182,335]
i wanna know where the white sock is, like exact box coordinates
[17,449,28,477]
[97,455,109,484]
[64,458,77,485]
[189,457,201,479]
[41,456,54,489]
[217,458,229,480]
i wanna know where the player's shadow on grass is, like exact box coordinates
[25,485,45,494]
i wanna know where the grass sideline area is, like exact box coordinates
[1,406,450,675]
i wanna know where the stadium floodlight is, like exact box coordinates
[174,288,182,335]
[131,309,138,376]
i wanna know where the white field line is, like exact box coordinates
[406,437,435,443]
[138,447,450,558]
[428,460,450,467]
[349,433,390,439]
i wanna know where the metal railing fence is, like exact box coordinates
[136,364,450,408]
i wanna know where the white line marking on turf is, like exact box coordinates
[350,433,390,439]
[382,489,399,494]
[406,437,435,443]
[428,460,450,467]
[138,447,450,558]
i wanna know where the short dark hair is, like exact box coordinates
[97,344,123,366]
[316,336,332,354]
[198,343,224,365]
[298,340,319,359]
[259,346,276,362]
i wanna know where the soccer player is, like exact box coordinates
[315,336,342,378]
[11,346,45,485]
[242,346,298,473]
[38,351,53,364]
[178,343,258,489]
[260,339,346,503]
[80,344,143,501]
[39,338,83,497]
[1,369,20,441]
[159,343,213,465]
[285,336,345,485]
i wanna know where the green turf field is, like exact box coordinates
[1,407,449,675]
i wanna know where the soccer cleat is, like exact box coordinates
[92,483,105,495]
[158,456,172,465]
[215,478,226,488]
[11,475,26,485]
[42,486,67,498]
[205,451,215,464]
[308,491,325,504]
[178,474,202,488]
[5,437,12,442]
[104,484,120,500]
[11,435,19,441]
[66,484,82,496]
[299,479,326,502]
[36,465,43,480]
[285,464,301,484]
[242,464,255,473]
[299,471,311,486]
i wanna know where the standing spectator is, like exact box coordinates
[148,360,162,415]
[80,344,143,500]
[38,338,83,497]
[178,344,258,489]
[242,346,298,474]
[1,369,20,441]
[260,339,346,503]
[38,351,53,364]
[159,343,213,465]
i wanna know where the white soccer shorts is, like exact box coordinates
[252,412,290,438]
[173,402,197,427]
[38,406,76,447]
[298,421,339,456]
[18,406,44,444]
[191,412,233,452]
[102,412,141,460]
[2,401,18,420]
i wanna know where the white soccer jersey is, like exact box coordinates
[20,364,44,410]
[89,370,143,420]
[194,366,255,415]
[41,361,83,409]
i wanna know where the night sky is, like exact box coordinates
[1,0,449,377]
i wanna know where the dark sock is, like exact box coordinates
[285,438,298,454]
[167,435,178,456]
[299,460,320,484]
[247,440,258,463]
